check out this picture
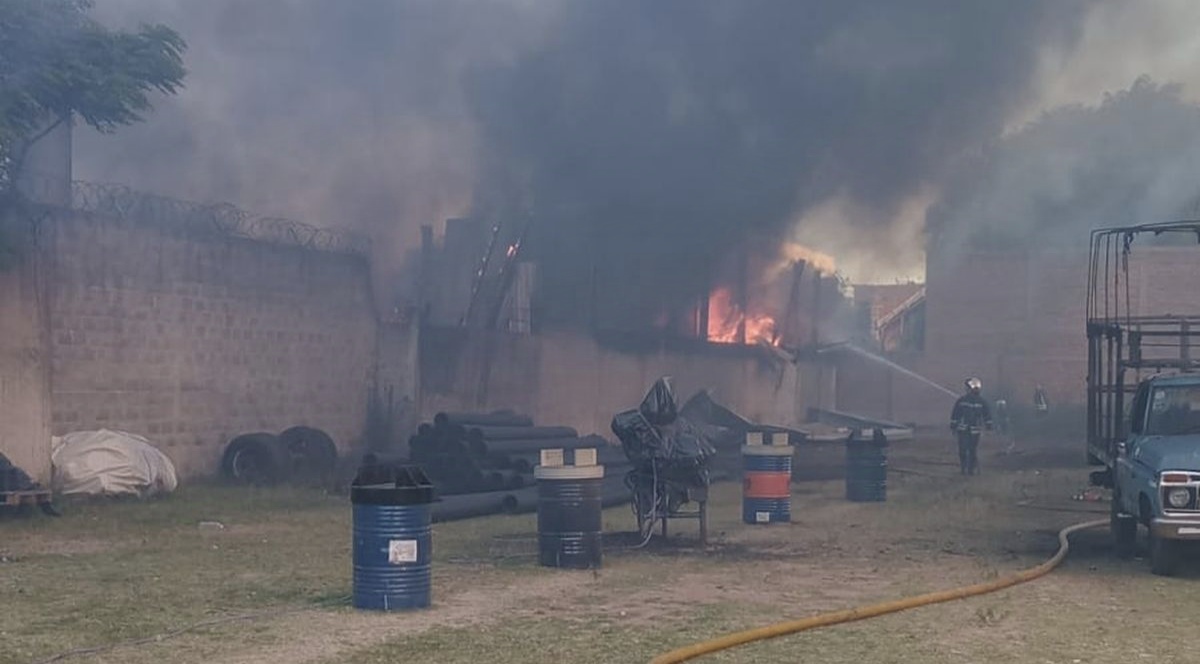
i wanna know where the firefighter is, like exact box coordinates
[951,377,992,475]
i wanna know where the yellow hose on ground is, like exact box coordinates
[650,518,1108,664]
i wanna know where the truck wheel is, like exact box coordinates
[1111,498,1137,559]
[1149,532,1179,576]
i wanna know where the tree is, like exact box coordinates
[0,0,186,195]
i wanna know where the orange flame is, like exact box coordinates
[706,287,778,345]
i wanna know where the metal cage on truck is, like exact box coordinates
[1086,221,1200,467]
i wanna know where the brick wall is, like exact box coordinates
[43,211,380,478]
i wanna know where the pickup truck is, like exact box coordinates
[1109,373,1200,575]
[1086,221,1200,576]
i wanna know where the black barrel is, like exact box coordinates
[845,430,888,502]
[534,464,604,569]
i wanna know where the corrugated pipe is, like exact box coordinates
[650,518,1107,664]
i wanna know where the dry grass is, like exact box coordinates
[2,436,1199,664]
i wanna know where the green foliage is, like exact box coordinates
[0,0,187,191]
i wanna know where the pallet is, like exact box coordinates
[0,490,60,516]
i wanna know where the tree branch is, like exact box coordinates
[10,113,68,189]
[24,114,68,149]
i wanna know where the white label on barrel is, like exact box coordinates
[755,512,770,523]
[388,539,418,564]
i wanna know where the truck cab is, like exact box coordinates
[1110,373,1200,575]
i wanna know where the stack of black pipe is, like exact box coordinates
[406,410,628,496]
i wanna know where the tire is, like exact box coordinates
[1149,532,1179,577]
[1111,496,1137,559]
[220,433,289,485]
[278,426,338,483]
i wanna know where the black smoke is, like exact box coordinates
[75,1,1097,318]
[466,1,1095,325]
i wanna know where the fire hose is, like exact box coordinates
[649,518,1108,664]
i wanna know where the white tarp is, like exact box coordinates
[51,429,178,497]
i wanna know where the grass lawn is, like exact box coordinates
[2,436,1198,664]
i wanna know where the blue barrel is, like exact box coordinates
[351,464,436,611]
[742,443,793,524]
[534,464,605,569]
[846,430,888,502]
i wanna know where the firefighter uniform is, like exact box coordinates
[951,378,992,475]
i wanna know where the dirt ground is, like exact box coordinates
[3,432,1199,664]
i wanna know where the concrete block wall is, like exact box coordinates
[376,317,422,449]
[44,211,379,478]
[0,251,52,483]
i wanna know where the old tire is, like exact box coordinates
[1149,532,1179,576]
[1111,497,1137,559]
[278,426,338,482]
[221,433,289,485]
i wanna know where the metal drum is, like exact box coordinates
[351,464,435,611]
[846,430,888,502]
[742,438,793,524]
[534,464,604,569]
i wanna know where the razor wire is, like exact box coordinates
[69,181,370,255]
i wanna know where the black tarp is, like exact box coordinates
[0,453,38,493]
[612,378,716,488]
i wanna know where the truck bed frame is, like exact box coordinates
[1087,222,1200,467]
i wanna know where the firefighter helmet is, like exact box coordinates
[965,377,982,392]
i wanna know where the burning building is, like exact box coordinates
[414,219,862,438]
[854,283,925,353]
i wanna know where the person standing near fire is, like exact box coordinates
[950,377,992,475]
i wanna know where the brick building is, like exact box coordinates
[836,244,1200,428]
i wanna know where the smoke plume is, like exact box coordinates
[75,0,556,303]
[467,1,1094,324]
[927,77,1200,263]
[75,1,1098,315]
